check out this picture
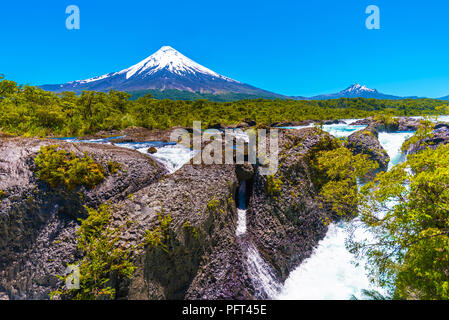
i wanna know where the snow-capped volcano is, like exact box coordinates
[40,46,282,97]
[342,83,376,94]
[120,46,233,81]
[311,83,401,100]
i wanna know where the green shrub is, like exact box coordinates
[266,175,283,196]
[401,119,435,152]
[144,210,172,252]
[313,146,377,217]
[34,145,106,190]
[51,204,135,300]
[107,161,122,175]
[0,190,5,202]
[207,197,220,212]
[374,114,399,130]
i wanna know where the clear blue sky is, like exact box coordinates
[1,0,449,98]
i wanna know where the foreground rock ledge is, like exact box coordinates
[0,127,340,300]
[0,138,167,299]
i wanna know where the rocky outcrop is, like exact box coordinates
[0,136,255,300]
[323,120,346,125]
[78,127,176,143]
[0,126,346,301]
[404,126,449,155]
[112,162,253,300]
[246,128,336,282]
[350,118,374,126]
[397,117,422,131]
[0,138,167,299]
[271,120,315,128]
[350,117,421,132]
[347,127,390,171]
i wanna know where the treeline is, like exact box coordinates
[129,89,280,102]
[0,76,447,137]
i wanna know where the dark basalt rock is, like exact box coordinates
[0,138,167,300]
[323,119,347,125]
[347,127,390,171]
[271,120,315,127]
[0,127,350,301]
[350,117,421,132]
[246,128,337,282]
[112,162,253,300]
[434,123,449,130]
[238,119,257,128]
[350,117,375,126]
[397,117,421,131]
[235,163,254,181]
[405,126,449,155]
[147,147,158,154]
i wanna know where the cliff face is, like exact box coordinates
[405,125,449,155]
[0,138,167,299]
[112,162,252,300]
[246,128,336,282]
[0,127,342,300]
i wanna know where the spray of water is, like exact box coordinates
[276,124,415,300]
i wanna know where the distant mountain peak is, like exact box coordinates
[343,83,377,93]
[310,83,400,100]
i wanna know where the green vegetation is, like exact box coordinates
[206,197,220,212]
[144,210,173,252]
[51,204,135,300]
[34,145,106,190]
[401,117,435,152]
[313,143,378,218]
[0,77,448,137]
[353,144,449,299]
[373,113,399,131]
[107,161,122,175]
[129,89,280,102]
[266,175,283,196]
[0,190,5,202]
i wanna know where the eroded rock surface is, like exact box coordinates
[0,138,167,299]
[347,127,390,171]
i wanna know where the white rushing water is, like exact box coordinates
[56,136,197,174]
[117,142,198,173]
[236,181,281,298]
[236,181,247,237]
[276,124,415,300]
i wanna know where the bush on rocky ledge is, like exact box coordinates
[313,144,378,218]
[34,145,106,190]
[51,204,136,300]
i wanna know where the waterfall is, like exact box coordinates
[236,181,281,299]
[276,124,415,300]
[236,181,247,237]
